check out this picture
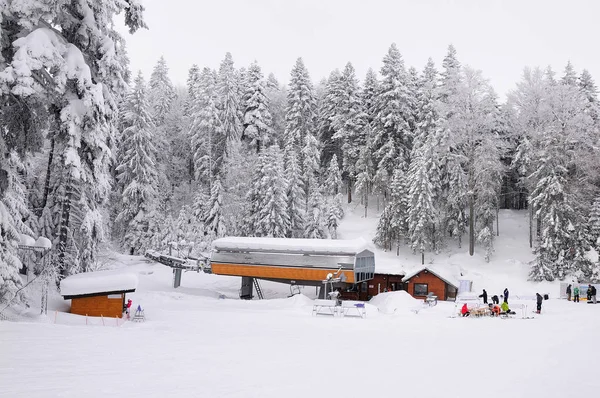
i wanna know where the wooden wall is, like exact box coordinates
[341,273,404,301]
[404,270,448,300]
[211,263,356,283]
[70,294,124,318]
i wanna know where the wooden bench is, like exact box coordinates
[340,301,366,318]
[312,299,339,316]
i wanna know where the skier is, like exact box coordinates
[587,285,593,302]
[503,288,509,303]
[461,303,470,317]
[566,284,572,301]
[590,285,597,304]
[491,304,501,317]
[536,293,543,314]
[574,286,580,303]
[491,295,500,305]
[479,289,488,304]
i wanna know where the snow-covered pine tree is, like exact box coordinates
[302,130,321,206]
[371,44,412,183]
[374,168,408,253]
[327,193,344,239]
[318,70,343,168]
[579,69,599,124]
[284,139,305,238]
[203,178,226,239]
[115,72,158,255]
[185,64,201,116]
[407,147,436,264]
[265,73,287,146]
[324,155,343,196]
[221,139,254,236]
[254,146,289,237]
[2,0,147,274]
[304,188,326,239]
[284,58,317,155]
[589,196,600,249]
[149,56,175,125]
[354,126,375,217]
[561,61,577,86]
[217,53,243,149]
[190,68,223,188]
[242,62,273,153]
[332,62,367,202]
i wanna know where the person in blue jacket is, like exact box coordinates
[503,288,509,303]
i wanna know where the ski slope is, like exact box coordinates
[1,208,597,397]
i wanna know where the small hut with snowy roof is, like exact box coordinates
[60,270,138,318]
[402,267,459,301]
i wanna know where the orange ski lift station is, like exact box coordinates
[210,237,375,297]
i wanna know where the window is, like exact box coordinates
[414,283,428,296]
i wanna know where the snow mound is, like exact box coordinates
[288,294,314,307]
[369,291,421,314]
[60,270,139,297]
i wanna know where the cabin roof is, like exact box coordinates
[401,267,459,288]
[60,270,138,299]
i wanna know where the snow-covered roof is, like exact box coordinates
[212,237,373,256]
[401,267,459,288]
[60,270,138,298]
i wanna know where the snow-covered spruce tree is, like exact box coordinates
[203,178,226,239]
[371,44,412,185]
[327,193,344,239]
[185,64,201,116]
[324,155,343,196]
[374,168,408,253]
[149,56,175,125]
[407,148,436,264]
[115,72,158,255]
[589,196,600,249]
[561,61,577,87]
[317,69,343,168]
[332,62,368,202]
[284,58,317,155]
[254,146,290,237]
[190,67,223,188]
[242,61,273,153]
[0,152,34,304]
[217,53,243,152]
[221,139,253,236]
[2,0,146,274]
[304,187,326,239]
[284,139,305,237]
[579,69,599,125]
[302,130,321,206]
[265,73,287,147]
[354,127,375,217]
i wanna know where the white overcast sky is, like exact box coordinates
[117,0,600,99]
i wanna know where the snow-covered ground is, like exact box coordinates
[1,207,597,397]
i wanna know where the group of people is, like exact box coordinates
[461,288,515,317]
[461,287,545,316]
[565,284,597,303]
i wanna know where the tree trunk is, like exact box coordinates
[347,178,352,203]
[58,174,74,276]
[39,138,55,216]
[364,192,368,218]
[421,251,425,265]
[496,205,499,236]
[469,195,474,256]
[529,205,533,249]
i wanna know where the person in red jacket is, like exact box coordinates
[125,299,132,319]
[461,303,470,317]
